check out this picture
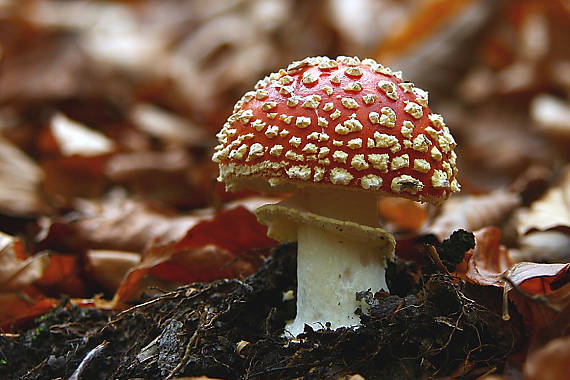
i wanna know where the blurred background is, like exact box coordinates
[0,0,569,315]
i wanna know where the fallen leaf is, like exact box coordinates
[516,166,570,236]
[149,245,252,284]
[455,227,570,347]
[50,113,115,157]
[375,0,501,96]
[447,103,552,188]
[35,191,208,254]
[531,94,570,140]
[429,190,521,240]
[41,155,111,203]
[0,231,48,291]
[378,197,428,232]
[375,0,476,62]
[114,206,275,304]
[35,254,87,298]
[129,103,213,147]
[507,262,569,300]
[0,25,94,103]
[0,293,57,332]
[0,137,48,217]
[515,231,570,263]
[85,250,140,293]
[505,262,570,335]
[524,335,570,380]
[454,227,513,287]
[104,150,211,208]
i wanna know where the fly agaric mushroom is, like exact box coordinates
[212,56,459,336]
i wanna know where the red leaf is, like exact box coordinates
[112,206,276,305]
[0,294,57,332]
[506,262,570,338]
[35,255,88,298]
[173,206,275,253]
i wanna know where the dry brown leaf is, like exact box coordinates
[454,105,552,185]
[428,190,521,240]
[514,167,570,261]
[0,137,48,217]
[36,191,207,254]
[129,104,213,147]
[49,113,116,157]
[85,250,140,293]
[104,150,211,209]
[516,166,570,235]
[0,232,48,291]
[375,0,500,96]
[531,95,570,140]
[0,233,56,331]
[524,336,570,380]
[516,231,570,263]
[0,25,94,102]
[41,155,111,202]
[454,227,513,287]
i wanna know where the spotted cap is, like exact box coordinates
[212,56,460,203]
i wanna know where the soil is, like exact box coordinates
[0,234,524,379]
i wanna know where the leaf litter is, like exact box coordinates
[0,234,527,379]
[0,0,569,379]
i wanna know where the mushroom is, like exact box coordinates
[212,56,460,337]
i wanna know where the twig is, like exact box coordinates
[164,328,200,380]
[424,244,450,275]
[68,341,109,380]
[114,292,179,319]
[165,298,236,380]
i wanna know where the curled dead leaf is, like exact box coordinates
[85,250,141,293]
[36,192,209,253]
[104,150,210,209]
[0,232,48,291]
[516,231,570,263]
[454,227,513,287]
[514,166,570,262]
[50,113,115,157]
[531,95,570,140]
[0,137,48,217]
[429,190,521,240]
[129,104,213,147]
[505,262,570,333]
[516,166,570,236]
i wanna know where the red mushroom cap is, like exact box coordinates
[213,56,459,203]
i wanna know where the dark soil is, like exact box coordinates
[0,236,523,379]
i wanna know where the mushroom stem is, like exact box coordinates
[287,223,387,336]
[277,189,391,337]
